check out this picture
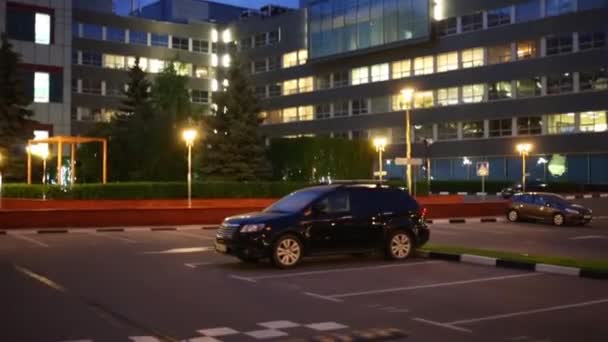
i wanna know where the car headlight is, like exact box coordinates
[240,224,266,233]
[565,208,580,215]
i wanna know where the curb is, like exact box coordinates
[433,192,608,198]
[425,217,505,224]
[298,328,408,342]
[0,225,220,235]
[418,251,608,280]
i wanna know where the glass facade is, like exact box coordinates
[309,0,430,58]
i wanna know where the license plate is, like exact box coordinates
[215,241,227,253]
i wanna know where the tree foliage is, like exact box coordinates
[200,53,270,181]
[0,33,33,180]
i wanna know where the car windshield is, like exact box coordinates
[264,189,324,213]
[548,195,570,206]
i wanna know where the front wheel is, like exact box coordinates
[271,234,303,269]
[553,213,566,226]
[385,231,414,260]
[507,210,519,222]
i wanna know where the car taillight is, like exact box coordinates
[420,207,428,218]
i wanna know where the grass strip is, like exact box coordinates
[420,244,608,273]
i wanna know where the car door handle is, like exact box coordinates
[338,215,353,220]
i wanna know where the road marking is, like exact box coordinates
[412,318,472,333]
[8,233,50,247]
[185,262,215,268]
[447,298,608,325]
[229,275,258,283]
[86,231,137,243]
[244,261,443,281]
[142,247,213,255]
[258,321,302,329]
[198,327,240,337]
[246,329,288,339]
[430,225,509,235]
[306,322,348,331]
[129,337,163,342]
[303,291,344,303]
[330,273,542,298]
[169,231,215,240]
[570,235,607,240]
[14,265,66,292]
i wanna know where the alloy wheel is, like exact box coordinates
[276,237,301,267]
[390,233,411,259]
[553,214,565,226]
[508,210,519,222]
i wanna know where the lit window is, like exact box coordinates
[195,66,209,78]
[547,113,577,134]
[298,50,308,65]
[103,54,125,69]
[211,79,219,91]
[461,48,484,68]
[580,111,607,132]
[462,84,485,103]
[414,91,434,108]
[371,63,389,82]
[211,54,219,67]
[222,29,232,43]
[437,87,459,106]
[462,121,484,139]
[351,67,369,85]
[127,57,148,71]
[174,62,192,76]
[414,56,434,75]
[283,79,298,95]
[436,52,458,72]
[392,59,411,79]
[34,72,50,103]
[488,81,513,100]
[221,54,231,67]
[282,107,298,122]
[148,59,166,73]
[35,13,51,45]
[517,40,537,59]
[299,106,314,121]
[282,51,298,68]
[488,44,512,64]
[298,77,314,92]
[211,29,219,43]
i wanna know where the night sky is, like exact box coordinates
[115,0,300,14]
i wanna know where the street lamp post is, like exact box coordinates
[182,129,198,208]
[538,157,548,181]
[463,156,472,180]
[401,88,415,194]
[516,143,533,192]
[373,137,387,183]
[423,138,433,191]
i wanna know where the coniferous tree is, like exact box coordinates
[202,53,270,180]
[0,33,33,180]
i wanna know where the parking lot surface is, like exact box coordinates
[1,224,607,342]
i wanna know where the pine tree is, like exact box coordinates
[202,53,270,181]
[0,33,33,180]
[119,57,151,116]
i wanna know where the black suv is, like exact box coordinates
[215,184,430,268]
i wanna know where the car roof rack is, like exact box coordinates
[316,180,398,188]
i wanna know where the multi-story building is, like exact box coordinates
[1,0,72,136]
[233,0,608,184]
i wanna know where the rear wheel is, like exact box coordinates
[385,231,414,260]
[271,234,303,269]
[553,213,565,226]
[507,210,519,222]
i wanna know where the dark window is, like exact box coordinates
[515,1,540,22]
[6,5,36,42]
[318,191,350,213]
[517,117,542,135]
[240,37,252,50]
[81,51,102,66]
[268,83,282,97]
[315,103,331,119]
[82,23,102,40]
[191,90,209,103]
[546,0,575,16]
[333,101,349,117]
[462,121,484,139]
[461,12,483,33]
[436,17,457,37]
[106,27,125,43]
[438,122,458,140]
[72,22,80,37]
[351,99,368,115]
[333,71,349,88]
[264,189,324,213]
[211,42,218,54]
[49,72,63,102]
[489,119,512,137]
[129,30,148,45]
[579,68,608,91]
[253,59,267,74]
[333,132,349,139]
[268,30,280,44]
[72,50,79,64]
[316,74,331,90]
[192,39,209,53]
[151,33,168,47]
[546,34,573,55]
[105,81,125,97]
[172,36,189,50]
[579,32,606,50]
[254,86,267,99]
[351,130,367,139]
[81,79,102,95]
[547,73,573,94]
[487,7,512,28]
[254,33,267,47]
[72,78,79,92]
[517,77,542,98]
[268,56,281,71]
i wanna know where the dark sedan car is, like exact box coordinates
[215,184,430,268]
[507,192,592,226]
[500,181,550,198]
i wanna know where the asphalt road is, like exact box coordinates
[430,218,608,260]
[1,226,607,342]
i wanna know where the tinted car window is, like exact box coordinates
[513,194,533,203]
[533,195,548,206]
[320,191,350,213]
[264,189,323,213]
[350,188,379,216]
[373,188,418,215]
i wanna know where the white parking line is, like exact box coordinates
[570,235,607,240]
[185,262,215,268]
[412,318,472,333]
[303,292,344,303]
[85,232,137,243]
[446,298,608,325]
[168,231,215,240]
[329,273,542,298]
[242,261,443,281]
[8,233,50,247]
[142,247,213,255]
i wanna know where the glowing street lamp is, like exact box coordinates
[463,156,472,180]
[373,137,388,182]
[182,129,198,208]
[401,88,415,194]
[538,157,548,181]
[516,143,533,192]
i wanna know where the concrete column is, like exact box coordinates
[168,35,172,48]
[484,120,490,138]
[512,117,518,136]
[573,72,581,93]
[540,37,547,56]
[125,29,130,43]
[541,76,548,96]
[482,11,488,29]
[573,32,580,52]
[456,17,462,34]
[457,122,463,140]
[102,26,107,40]
[432,124,438,141]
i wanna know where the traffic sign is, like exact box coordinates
[476,162,490,177]
[395,158,423,166]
